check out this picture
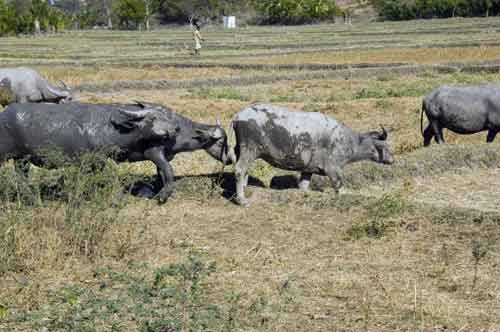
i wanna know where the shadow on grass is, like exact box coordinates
[2,170,267,205]
[270,174,331,191]
[128,172,266,201]
[269,174,298,190]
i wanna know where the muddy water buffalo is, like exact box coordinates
[0,101,230,203]
[0,67,72,106]
[421,85,500,146]
[229,103,394,206]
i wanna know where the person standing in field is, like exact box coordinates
[192,19,204,56]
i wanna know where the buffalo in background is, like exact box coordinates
[0,67,73,106]
[422,85,500,145]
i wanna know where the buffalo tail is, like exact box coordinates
[420,100,425,136]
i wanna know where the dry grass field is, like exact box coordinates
[1,18,500,332]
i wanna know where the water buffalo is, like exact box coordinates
[421,85,500,146]
[228,103,394,206]
[0,101,230,202]
[0,67,72,106]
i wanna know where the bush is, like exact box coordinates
[156,0,253,24]
[255,0,340,25]
[0,0,68,35]
[0,149,136,275]
[373,0,500,20]
[0,0,16,36]
[114,0,146,29]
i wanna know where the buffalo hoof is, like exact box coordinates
[135,185,156,199]
[157,187,173,204]
[333,187,345,195]
[236,197,250,207]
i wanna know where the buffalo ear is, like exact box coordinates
[111,108,152,131]
[361,126,389,141]
[59,80,71,92]
[193,128,209,140]
[361,131,381,141]
[193,127,224,140]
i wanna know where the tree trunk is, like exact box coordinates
[34,18,41,34]
[145,1,150,30]
[105,0,112,29]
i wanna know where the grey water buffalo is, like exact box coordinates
[0,67,72,106]
[0,101,229,203]
[229,103,394,206]
[421,85,500,146]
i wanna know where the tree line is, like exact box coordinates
[3,0,498,36]
[0,0,342,35]
[372,0,500,20]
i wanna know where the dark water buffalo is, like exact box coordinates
[421,85,500,146]
[0,67,72,106]
[229,103,394,206]
[0,102,228,203]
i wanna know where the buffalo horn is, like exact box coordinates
[59,80,71,91]
[379,124,388,141]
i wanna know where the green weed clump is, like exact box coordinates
[189,87,250,101]
[0,149,136,275]
[470,238,490,291]
[345,191,412,240]
[147,251,218,332]
[1,251,274,332]
[354,86,427,100]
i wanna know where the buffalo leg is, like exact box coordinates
[423,124,434,147]
[431,121,444,144]
[326,166,343,194]
[298,172,312,190]
[144,147,174,204]
[148,166,163,193]
[235,150,255,206]
[487,130,498,143]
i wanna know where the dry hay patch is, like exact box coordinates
[36,66,244,87]
[233,45,500,66]
[407,168,500,212]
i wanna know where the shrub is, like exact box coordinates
[373,0,500,21]
[0,0,69,35]
[255,0,341,25]
[0,0,16,36]
[114,0,146,29]
[0,149,136,275]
